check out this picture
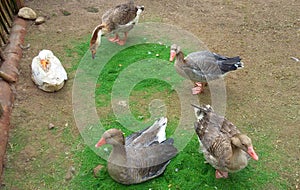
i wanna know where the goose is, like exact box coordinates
[90,1,144,59]
[169,44,244,94]
[31,50,67,92]
[95,117,178,184]
[192,104,258,178]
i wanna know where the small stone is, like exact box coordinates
[118,100,127,107]
[93,165,104,178]
[48,123,55,130]
[65,166,76,181]
[65,171,72,181]
[57,29,62,33]
[69,166,76,174]
[35,16,45,25]
[18,7,37,20]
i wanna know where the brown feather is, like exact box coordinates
[193,104,258,177]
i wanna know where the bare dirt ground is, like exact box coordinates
[1,0,299,189]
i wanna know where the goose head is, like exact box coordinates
[95,128,125,147]
[38,50,53,70]
[169,44,181,62]
[90,24,106,59]
[231,134,259,161]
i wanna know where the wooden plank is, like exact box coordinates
[0,37,4,47]
[7,0,16,14]
[3,0,15,20]
[0,8,10,34]
[0,21,9,45]
[0,1,13,28]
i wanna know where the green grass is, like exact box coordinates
[67,41,289,189]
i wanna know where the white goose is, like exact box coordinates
[31,50,67,92]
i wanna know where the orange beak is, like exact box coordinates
[169,50,176,62]
[95,137,106,148]
[40,59,48,69]
[248,146,259,161]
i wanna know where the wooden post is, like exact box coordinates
[3,0,15,22]
[0,2,13,29]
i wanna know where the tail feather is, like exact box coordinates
[191,104,212,121]
[213,53,244,73]
[220,57,243,72]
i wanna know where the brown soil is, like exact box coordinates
[1,0,300,189]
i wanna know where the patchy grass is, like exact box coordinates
[68,41,289,189]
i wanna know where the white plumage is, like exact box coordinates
[31,50,67,92]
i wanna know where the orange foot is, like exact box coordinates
[116,39,126,45]
[216,170,228,179]
[108,35,119,42]
[192,82,204,94]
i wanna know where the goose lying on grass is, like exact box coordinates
[95,117,178,184]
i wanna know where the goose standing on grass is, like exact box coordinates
[31,50,67,92]
[192,104,258,179]
[95,117,178,184]
[169,44,244,94]
[90,0,144,59]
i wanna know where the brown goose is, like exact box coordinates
[169,44,244,94]
[192,104,258,178]
[90,1,144,59]
[95,117,178,184]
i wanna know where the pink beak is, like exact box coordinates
[95,137,106,148]
[248,146,259,161]
[169,50,176,62]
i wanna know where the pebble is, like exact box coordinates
[48,123,55,130]
[18,7,37,20]
[118,100,127,107]
[65,166,76,181]
[35,16,45,25]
